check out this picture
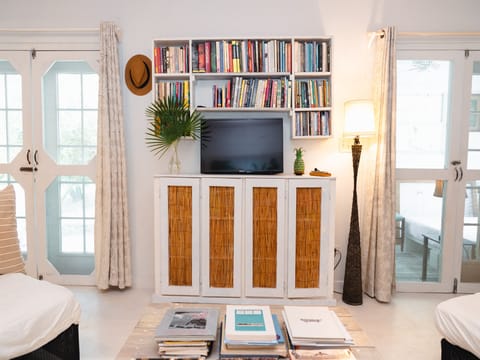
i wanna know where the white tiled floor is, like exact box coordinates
[68,286,460,360]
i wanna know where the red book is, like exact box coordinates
[198,43,206,72]
[228,42,233,73]
[205,41,211,72]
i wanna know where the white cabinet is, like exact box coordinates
[153,174,335,305]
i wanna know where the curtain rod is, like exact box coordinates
[370,30,480,37]
[0,28,99,33]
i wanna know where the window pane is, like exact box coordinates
[397,60,451,169]
[396,181,443,282]
[467,63,480,169]
[46,176,95,273]
[83,73,99,109]
[43,61,98,165]
[461,181,480,282]
[58,110,82,145]
[0,62,23,164]
[58,73,81,109]
[6,74,22,109]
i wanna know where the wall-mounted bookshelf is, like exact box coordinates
[152,37,332,139]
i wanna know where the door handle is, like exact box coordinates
[19,166,38,172]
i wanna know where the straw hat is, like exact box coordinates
[125,54,152,96]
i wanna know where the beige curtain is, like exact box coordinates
[94,22,132,290]
[361,26,396,302]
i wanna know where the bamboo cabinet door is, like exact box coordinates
[287,177,335,298]
[155,176,201,296]
[244,178,286,298]
[200,177,243,297]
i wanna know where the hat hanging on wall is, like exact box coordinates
[125,54,152,96]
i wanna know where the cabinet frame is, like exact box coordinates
[287,178,335,298]
[155,176,201,296]
[200,177,243,297]
[244,178,286,298]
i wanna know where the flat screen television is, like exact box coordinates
[201,117,284,174]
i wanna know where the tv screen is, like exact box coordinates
[201,118,284,174]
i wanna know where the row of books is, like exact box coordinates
[210,77,291,109]
[154,45,189,74]
[294,79,331,108]
[192,39,293,74]
[294,41,330,73]
[155,80,190,105]
[153,40,331,75]
[295,111,331,137]
[154,305,355,360]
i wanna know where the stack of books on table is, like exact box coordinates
[283,306,356,360]
[220,304,288,359]
[154,307,219,359]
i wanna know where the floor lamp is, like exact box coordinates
[342,100,375,306]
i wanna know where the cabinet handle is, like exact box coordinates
[458,166,463,181]
[33,150,39,165]
[26,149,31,164]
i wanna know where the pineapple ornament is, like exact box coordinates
[293,147,305,175]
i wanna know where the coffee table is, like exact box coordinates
[116,303,379,359]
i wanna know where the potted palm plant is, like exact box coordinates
[145,96,205,173]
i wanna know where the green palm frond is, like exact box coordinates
[145,97,205,159]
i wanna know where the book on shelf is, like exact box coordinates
[283,306,354,347]
[155,308,219,341]
[225,305,277,342]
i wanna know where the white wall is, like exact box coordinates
[2,0,480,290]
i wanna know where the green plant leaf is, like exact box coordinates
[145,96,205,159]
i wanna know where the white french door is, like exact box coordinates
[395,44,480,293]
[0,49,98,285]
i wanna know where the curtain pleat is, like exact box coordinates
[361,26,397,302]
[94,22,132,290]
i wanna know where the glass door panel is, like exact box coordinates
[467,62,480,170]
[396,60,451,169]
[396,181,444,283]
[35,54,98,282]
[395,50,465,292]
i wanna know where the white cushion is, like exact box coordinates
[435,293,480,358]
[0,273,81,359]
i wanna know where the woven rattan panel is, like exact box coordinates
[209,186,234,288]
[168,185,193,286]
[295,187,322,288]
[252,187,278,288]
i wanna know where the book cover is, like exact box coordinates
[283,306,352,344]
[197,43,206,72]
[155,308,219,341]
[224,314,285,348]
[225,305,276,342]
[205,41,211,73]
[220,316,287,358]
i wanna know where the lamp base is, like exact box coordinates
[342,137,363,306]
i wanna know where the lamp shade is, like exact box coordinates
[344,100,375,137]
